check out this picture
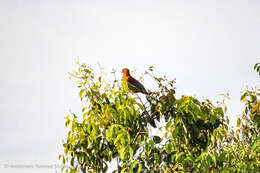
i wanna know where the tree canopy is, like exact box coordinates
[60,63,260,173]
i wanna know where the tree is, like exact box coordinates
[59,63,260,173]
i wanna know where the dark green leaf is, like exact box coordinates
[153,136,161,144]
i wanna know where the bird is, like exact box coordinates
[122,68,148,94]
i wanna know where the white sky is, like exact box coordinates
[0,0,259,172]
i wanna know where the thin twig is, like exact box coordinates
[135,94,149,116]
[68,72,83,79]
[132,130,147,144]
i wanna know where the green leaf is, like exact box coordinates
[79,89,85,98]
[166,121,172,129]
[144,142,149,153]
[212,154,217,166]
[129,146,134,160]
[62,156,65,164]
[153,136,161,144]
[71,157,74,167]
[237,118,241,127]
[121,168,127,173]
[119,147,126,160]
[165,143,172,153]
[82,107,88,112]
[154,153,160,162]
[114,133,124,145]
[78,153,84,164]
[130,161,138,171]
[182,124,187,134]
[254,62,259,70]
[176,152,184,162]
[106,126,113,142]
[257,65,260,72]
[240,92,248,102]
[187,154,195,162]
[173,126,180,137]
[138,161,144,172]
[65,119,71,127]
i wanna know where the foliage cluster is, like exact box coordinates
[60,63,260,173]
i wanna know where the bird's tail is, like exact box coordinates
[145,90,158,95]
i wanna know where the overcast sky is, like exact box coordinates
[0,0,259,172]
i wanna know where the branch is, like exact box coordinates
[132,130,147,144]
[135,94,149,116]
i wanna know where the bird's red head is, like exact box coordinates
[122,68,130,76]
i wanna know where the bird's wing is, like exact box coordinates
[127,76,147,94]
